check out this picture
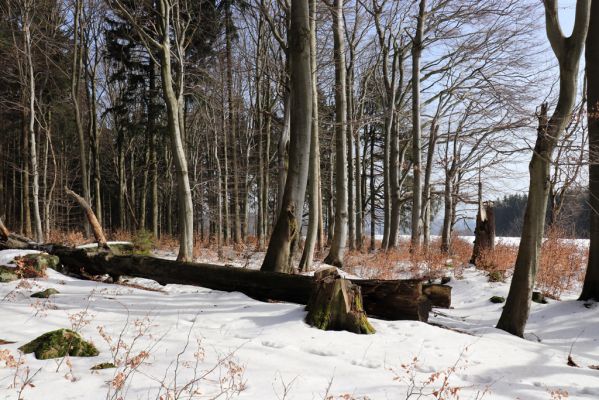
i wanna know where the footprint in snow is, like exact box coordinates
[350,359,381,369]
[303,347,337,357]
[261,340,286,349]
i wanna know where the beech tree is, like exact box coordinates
[580,0,599,301]
[497,0,591,337]
[261,0,312,273]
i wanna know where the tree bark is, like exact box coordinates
[299,0,320,272]
[410,0,426,250]
[23,17,42,243]
[157,0,194,261]
[261,0,312,273]
[324,0,348,268]
[580,0,599,301]
[497,0,590,336]
[71,0,91,238]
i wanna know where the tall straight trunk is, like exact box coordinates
[85,44,102,226]
[369,124,376,252]
[263,85,272,239]
[440,174,453,253]
[422,122,438,248]
[226,4,242,244]
[158,0,194,261]
[354,124,363,251]
[24,20,42,242]
[148,60,159,238]
[221,67,230,244]
[261,0,312,273]
[215,133,224,259]
[140,142,150,231]
[410,0,426,250]
[580,0,599,301]
[497,0,590,336]
[324,0,348,268]
[71,0,91,237]
[299,0,320,272]
[256,16,266,249]
[346,68,355,250]
[277,94,291,216]
[117,130,126,230]
[22,111,31,237]
[44,111,57,241]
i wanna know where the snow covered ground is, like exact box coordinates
[0,245,597,400]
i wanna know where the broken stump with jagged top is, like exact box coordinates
[305,267,375,334]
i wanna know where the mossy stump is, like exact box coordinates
[18,329,99,360]
[305,268,375,334]
[31,288,60,298]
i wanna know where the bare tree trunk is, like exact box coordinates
[299,0,320,272]
[410,0,426,250]
[226,3,242,244]
[324,0,348,268]
[23,16,42,242]
[22,110,31,237]
[422,122,438,248]
[497,0,590,336]
[261,0,312,273]
[277,93,291,216]
[263,87,272,238]
[71,0,91,237]
[580,0,599,301]
[369,124,376,252]
[256,16,266,250]
[346,67,355,251]
[157,0,194,261]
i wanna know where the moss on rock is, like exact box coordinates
[18,329,99,360]
[91,362,116,370]
[0,266,18,282]
[30,288,60,298]
[490,296,505,303]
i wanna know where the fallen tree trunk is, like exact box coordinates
[46,246,433,321]
[0,223,451,321]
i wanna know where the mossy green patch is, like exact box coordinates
[91,362,116,370]
[0,266,18,282]
[18,329,99,360]
[490,296,505,303]
[30,288,60,298]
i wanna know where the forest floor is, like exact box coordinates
[0,238,597,400]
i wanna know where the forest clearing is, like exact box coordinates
[1,0,598,398]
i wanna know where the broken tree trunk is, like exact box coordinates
[470,201,495,265]
[305,267,375,334]
[0,218,9,241]
[422,283,452,308]
[65,187,109,250]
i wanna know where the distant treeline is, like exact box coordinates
[494,190,590,238]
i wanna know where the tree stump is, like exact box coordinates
[471,201,495,265]
[305,267,375,334]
